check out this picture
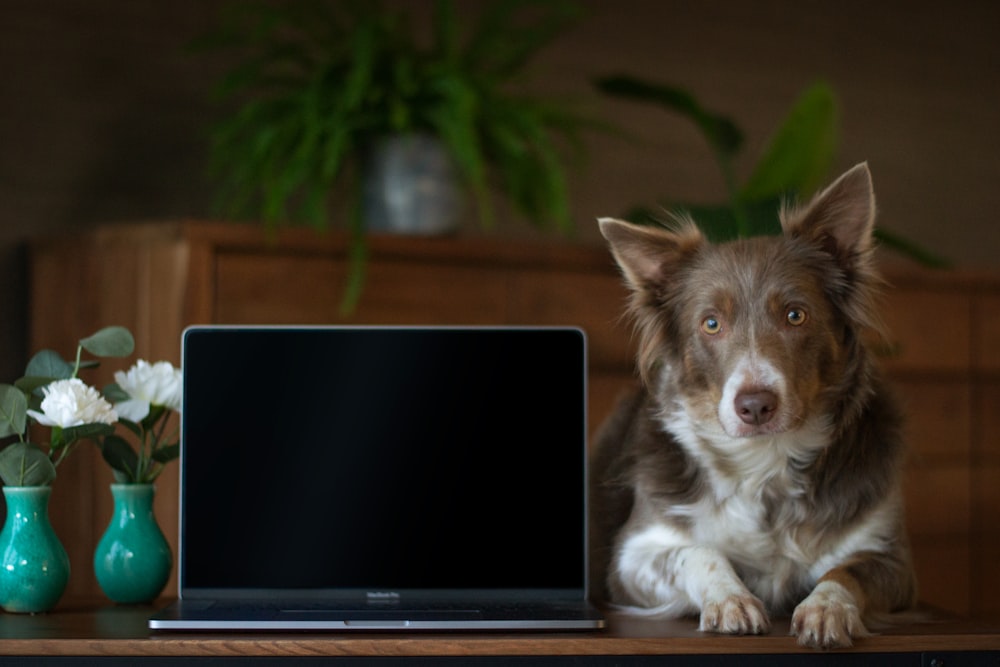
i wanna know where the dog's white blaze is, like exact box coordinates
[663,394,830,502]
[719,354,787,437]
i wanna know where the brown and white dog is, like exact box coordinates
[589,163,917,649]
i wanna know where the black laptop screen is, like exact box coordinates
[180,326,587,593]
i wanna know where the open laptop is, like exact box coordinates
[149,325,605,631]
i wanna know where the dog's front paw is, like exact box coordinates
[791,581,869,649]
[700,592,770,635]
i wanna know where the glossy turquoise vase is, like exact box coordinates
[94,484,172,604]
[0,486,71,613]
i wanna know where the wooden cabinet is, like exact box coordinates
[876,269,1000,615]
[26,220,1000,614]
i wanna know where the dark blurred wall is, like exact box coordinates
[2,0,999,379]
[1,1,229,379]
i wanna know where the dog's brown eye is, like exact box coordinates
[787,308,807,326]
[702,316,721,335]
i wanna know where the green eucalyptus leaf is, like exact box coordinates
[15,376,58,396]
[101,382,131,403]
[740,81,838,202]
[100,434,139,482]
[114,417,144,440]
[25,391,43,414]
[152,443,180,465]
[0,384,27,438]
[0,442,56,486]
[80,326,135,358]
[142,404,167,431]
[60,422,116,446]
[24,350,73,382]
[48,426,65,449]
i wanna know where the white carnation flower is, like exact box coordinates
[114,359,183,422]
[27,378,118,428]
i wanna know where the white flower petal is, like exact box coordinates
[30,378,118,428]
[26,408,58,427]
[114,398,150,422]
[115,359,182,412]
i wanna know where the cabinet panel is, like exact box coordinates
[894,378,971,465]
[354,259,511,324]
[588,372,635,443]
[508,269,632,372]
[24,222,1000,614]
[903,466,971,539]
[972,542,1000,614]
[882,288,971,373]
[976,294,1000,372]
[215,253,510,324]
[909,541,970,614]
[976,382,1000,465]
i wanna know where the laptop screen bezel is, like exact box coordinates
[176,325,591,602]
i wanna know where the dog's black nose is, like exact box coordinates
[735,390,778,425]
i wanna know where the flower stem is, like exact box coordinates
[72,343,83,378]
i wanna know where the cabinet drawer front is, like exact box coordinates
[215,253,508,323]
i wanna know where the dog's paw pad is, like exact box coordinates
[791,585,869,649]
[700,594,770,635]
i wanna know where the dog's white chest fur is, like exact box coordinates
[616,407,899,614]
[665,412,828,597]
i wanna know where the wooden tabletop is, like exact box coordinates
[0,599,998,658]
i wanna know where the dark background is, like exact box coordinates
[3,0,998,381]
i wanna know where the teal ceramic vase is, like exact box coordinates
[94,484,172,604]
[0,486,71,613]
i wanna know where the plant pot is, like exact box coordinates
[94,484,172,604]
[362,133,463,235]
[0,486,70,613]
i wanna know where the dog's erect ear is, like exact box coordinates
[598,217,704,292]
[599,218,705,383]
[781,162,876,267]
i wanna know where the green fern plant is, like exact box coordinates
[197,0,597,310]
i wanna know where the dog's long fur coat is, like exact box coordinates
[589,163,917,649]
